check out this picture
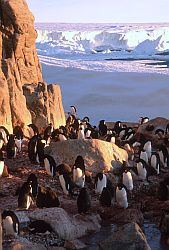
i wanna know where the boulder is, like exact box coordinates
[4,237,46,250]
[64,239,87,249]
[44,139,128,174]
[29,207,101,240]
[99,222,151,250]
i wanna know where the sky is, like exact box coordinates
[26,0,169,23]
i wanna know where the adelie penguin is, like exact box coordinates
[98,120,107,137]
[150,152,160,174]
[6,134,17,159]
[99,187,112,207]
[2,210,20,236]
[116,183,128,209]
[44,154,57,177]
[36,186,60,208]
[0,149,5,177]
[77,187,91,213]
[73,155,85,188]
[95,173,107,195]
[59,173,74,196]
[17,180,34,210]
[28,220,53,234]
[122,168,133,191]
[27,173,38,198]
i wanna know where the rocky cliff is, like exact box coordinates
[0,0,65,132]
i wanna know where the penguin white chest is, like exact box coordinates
[137,162,147,180]
[0,160,4,176]
[3,216,16,236]
[59,175,69,195]
[116,188,128,208]
[44,158,53,176]
[122,172,133,190]
[95,175,107,194]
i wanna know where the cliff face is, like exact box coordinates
[0,0,65,132]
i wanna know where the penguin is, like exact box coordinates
[18,180,33,209]
[44,154,57,177]
[90,126,99,139]
[59,173,74,196]
[122,168,133,191]
[106,130,116,144]
[13,125,23,153]
[116,184,128,209]
[140,148,149,164]
[158,144,169,168]
[56,163,72,176]
[2,210,20,236]
[95,173,107,195]
[0,149,5,177]
[0,126,9,145]
[36,138,46,164]
[113,121,122,136]
[27,173,38,198]
[85,128,92,139]
[73,156,85,188]
[124,128,135,141]
[58,132,67,141]
[28,220,53,234]
[143,140,152,160]
[6,134,17,159]
[136,159,147,181]
[0,132,5,150]
[36,186,60,208]
[28,134,42,163]
[150,152,160,174]
[139,116,149,125]
[77,124,85,139]
[28,123,39,137]
[77,187,91,213]
[70,105,77,117]
[98,120,107,137]
[99,187,112,207]
[43,123,54,144]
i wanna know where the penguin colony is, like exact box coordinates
[1,108,169,242]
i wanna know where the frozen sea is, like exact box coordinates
[36,23,169,125]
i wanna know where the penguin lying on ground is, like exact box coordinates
[36,186,60,208]
[28,220,53,234]
[2,210,20,236]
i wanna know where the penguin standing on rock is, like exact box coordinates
[116,183,128,209]
[27,173,38,198]
[73,155,85,188]
[17,180,34,209]
[77,187,91,213]
[2,210,20,236]
[95,173,107,195]
[59,173,74,196]
[122,168,133,191]
[98,120,107,137]
[6,134,17,159]
[44,154,57,177]
[150,152,160,174]
[99,187,112,207]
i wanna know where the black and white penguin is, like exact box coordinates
[6,134,17,159]
[27,173,38,198]
[77,123,85,139]
[158,144,169,168]
[13,125,23,152]
[28,134,42,163]
[139,116,149,125]
[28,123,39,137]
[106,130,116,144]
[43,123,54,144]
[136,159,147,181]
[28,220,53,234]
[139,148,149,164]
[77,187,91,213]
[36,186,60,208]
[59,173,74,196]
[98,120,107,137]
[95,173,107,195]
[124,127,135,141]
[116,183,128,209]
[90,126,99,139]
[113,121,122,136]
[84,128,92,139]
[17,180,33,209]
[143,140,152,160]
[43,154,57,177]
[73,155,85,188]
[122,168,133,191]
[0,149,5,177]
[0,126,9,146]
[2,210,20,236]
[150,152,160,174]
[70,105,77,117]
[99,187,112,207]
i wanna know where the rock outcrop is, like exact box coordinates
[99,222,151,250]
[0,0,65,132]
[29,207,101,240]
[45,139,128,174]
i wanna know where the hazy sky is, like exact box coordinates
[26,0,169,23]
